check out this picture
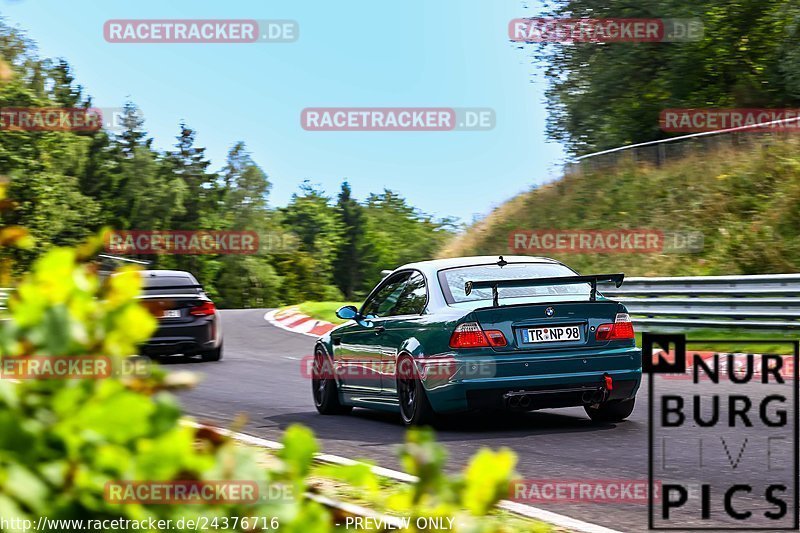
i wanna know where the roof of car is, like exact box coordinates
[396,255,561,273]
[136,270,201,287]
[137,270,195,278]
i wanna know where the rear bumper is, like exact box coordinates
[421,346,641,413]
[465,378,639,411]
[140,315,221,356]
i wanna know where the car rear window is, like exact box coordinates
[140,273,202,294]
[439,263,591,304]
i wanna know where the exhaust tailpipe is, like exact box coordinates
[508,396,520,408]
[582,390,603,404]
[519,395,532,409]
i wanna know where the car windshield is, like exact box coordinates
[439,263,591,304]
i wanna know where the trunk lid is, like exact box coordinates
[471,300,622,352]
[138,293,207,323]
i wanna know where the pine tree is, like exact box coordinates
[333,181,369,299]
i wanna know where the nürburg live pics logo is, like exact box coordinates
[644,332,799,530]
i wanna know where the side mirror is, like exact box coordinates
[335,305,359,320]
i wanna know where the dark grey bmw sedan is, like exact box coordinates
[135,270,223,361]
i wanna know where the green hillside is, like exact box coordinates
[439,138,800,276]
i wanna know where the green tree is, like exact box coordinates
[220,141,270,226]
[49,58,85,108]
[0,37,101,273]
[280,182,342,273]
[213,143,282,307]
[275,183,343,302]
[167,123,217,228]
[0,18,454,307]
[115,100,150,156]
[538,0,800,155]
[362,189,454,288]
[332,181,371,299]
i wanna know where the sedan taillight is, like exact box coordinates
[485,330,508,347]
[449,322,507,348]
[595,313,635,341]
[190,301,216,316]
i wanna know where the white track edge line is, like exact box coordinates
[184,421,623,533]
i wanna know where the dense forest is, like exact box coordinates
[4,0,800,305]
[0,21,454,307]
[539,0,800,155]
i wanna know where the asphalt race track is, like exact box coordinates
[174,309,798,532]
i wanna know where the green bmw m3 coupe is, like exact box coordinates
[312,255,642,426]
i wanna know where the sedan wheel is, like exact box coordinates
[397,358,435,426]
[312,350,352,415]
[199,342,223,362]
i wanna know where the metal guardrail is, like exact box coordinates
[600,274,800,330]
[3,274,800,330]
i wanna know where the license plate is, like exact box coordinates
[524,325,582,344]
[161,309,181,319]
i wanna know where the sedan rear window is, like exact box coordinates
[439,263,590,304]
[140,273,203,295]
[142,275,197,288]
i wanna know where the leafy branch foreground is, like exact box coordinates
[0,241,549,532]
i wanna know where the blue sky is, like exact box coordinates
[0,0,564,223]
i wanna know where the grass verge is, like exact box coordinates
[439,137,800,278]
[247,443,555,532]
[294,301,358,325]
[639,329,799,354]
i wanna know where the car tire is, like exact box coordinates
[584,398,635,422]
[312,349,352,415]
[200,342,223,362]
[397,357,435,427]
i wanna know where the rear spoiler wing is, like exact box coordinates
[465,273,624,307]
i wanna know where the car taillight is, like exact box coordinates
[485,330,508,347]
[612,319,635,339]
[450,322,488,348]
[190,301,216,316]
[595,313,635,341]
[449,322,507,348]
